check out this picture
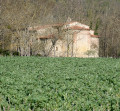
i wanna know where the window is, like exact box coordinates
[56,47,58,51]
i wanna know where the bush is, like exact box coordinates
[2,50,10,56]
[36,54,42,57]
[12,51,19,56]
[0,49,10,56]
[0,49,3,54]
[0,49,20,56]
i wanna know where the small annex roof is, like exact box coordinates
[63,21,90,30]
[89,30,99,38]
[36,34,54,40]
[91,35,99,38]
[65,26,90,30]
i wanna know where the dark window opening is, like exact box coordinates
[56,47,58,51]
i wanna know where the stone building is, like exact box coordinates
[29,21,99,57]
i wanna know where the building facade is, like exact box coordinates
[29,21,99,57]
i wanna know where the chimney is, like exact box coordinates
[66,17,72,22]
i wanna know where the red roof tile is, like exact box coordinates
[36,34,54,39]
[29,21,90,31]
[91,35,99,38]
[66,26,90,30]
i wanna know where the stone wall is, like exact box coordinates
[29,22,99,57]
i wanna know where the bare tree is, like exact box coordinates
[0,0,56,56]
[0,0,120,57]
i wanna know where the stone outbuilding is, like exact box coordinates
[29,21,99,57]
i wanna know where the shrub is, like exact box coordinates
[12,51,19,56]
[0,49,10,56]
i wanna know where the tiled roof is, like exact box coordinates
[91,35,99,38]
[36,34,54,39]
[66,26,90,30]
[29,21,99,39]
[29,21,89,31]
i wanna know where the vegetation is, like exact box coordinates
[0,0,120,57]
[0,57,120,110]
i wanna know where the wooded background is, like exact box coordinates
[0,0,120,57]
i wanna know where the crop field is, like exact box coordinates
[0,57,120,111]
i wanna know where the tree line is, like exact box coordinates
[0,0,120,57]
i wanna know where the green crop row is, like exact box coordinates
[0,57,120,111]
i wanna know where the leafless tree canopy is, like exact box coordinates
[0,0,120,57]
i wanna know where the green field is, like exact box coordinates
[0,57,120,111]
